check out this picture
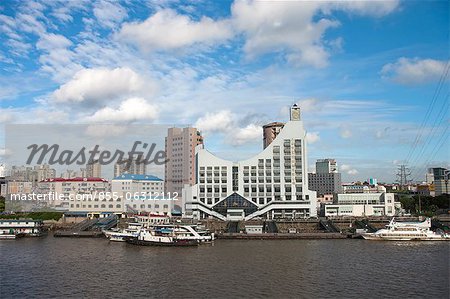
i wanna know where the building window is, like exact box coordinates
[232,166,238,191]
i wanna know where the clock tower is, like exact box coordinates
[290,103,301,121]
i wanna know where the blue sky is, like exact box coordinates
[0,0,448,182]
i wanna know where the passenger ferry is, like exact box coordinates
[0,219,45,238]
[125,224,215,246]
[103,222,141,242]
[362,218,449,241]
[103,214,170,242]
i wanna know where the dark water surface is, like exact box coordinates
[1,235,448,298]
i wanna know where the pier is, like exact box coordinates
[218,232,346,239]
[54,214,117,238]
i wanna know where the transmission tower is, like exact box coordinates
[396,164,412,190]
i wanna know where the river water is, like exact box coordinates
[1,235,448,298]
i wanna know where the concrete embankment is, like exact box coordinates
[218,232,347,239]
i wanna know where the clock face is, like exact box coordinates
[292,109,300,120]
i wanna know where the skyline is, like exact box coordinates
[0,0,449,182]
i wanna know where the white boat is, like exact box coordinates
[362,218,450,241]
[103,222,141,242]
[0,234,17,240]
[126,224,214,246]
[160,224,215,243]
[103,214,171,242]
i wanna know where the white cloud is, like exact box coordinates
[297,98,320,112]
[52,67,147,104]
[340,127,352,138]
[194,110,234,134]
[231,1,337,68]
[231,124,261,146]
[36,33,72,51]
[341,164,351,171]
[194,110,264,146]
[85,97,158,123]
[341,164,359,175]
[333,0,400,17]
[229,0,398,67]
[93,0,127,29]
[85,124,127,137]
[0,147,12,158]
[36,33,80,81]
[118,9,232,52]
[0,112,13,123]
[306,132,320,144]
[381,57,448,84]
[347,169,359,175]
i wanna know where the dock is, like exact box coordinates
[218,232,347,239]
[53,230,104,238]
[54,214,117,238]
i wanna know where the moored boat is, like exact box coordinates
[362,218,450,241]
[125,227,199,246]
[103,222,141,242]
[125,224,214,246]
[0,234,17,240]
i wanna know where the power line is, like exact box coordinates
[409,93,449,177]
[404,62,449,165]
[411,124,449,181]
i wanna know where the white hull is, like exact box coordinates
[362,217,450,241]
[103,230,138,242]
[362,234,449,241]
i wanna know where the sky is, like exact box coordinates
[0,0,448,183]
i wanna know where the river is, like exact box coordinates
[1,236,448,298]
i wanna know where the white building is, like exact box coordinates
[111,174,179,216]
[325,191,396,217]
[0,163,5,177]
[37,177,112,213]
[184,104,317,221]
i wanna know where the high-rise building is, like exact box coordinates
[164,127,203,197]
[184,104,317,220]
[114,155,147,177]
[263,122,285,149]
[0,163,5,177]
[9,164,55,185]
[308,159,342,196]
[36,164,56,182]
[425,169,434,185]
[429,167,449,195]
[316,159,338,174]
[86,161,101,178]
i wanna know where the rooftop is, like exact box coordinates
[40,177,109,183]
[113,174,163,181]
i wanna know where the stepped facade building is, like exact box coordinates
[183,104,317,220]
